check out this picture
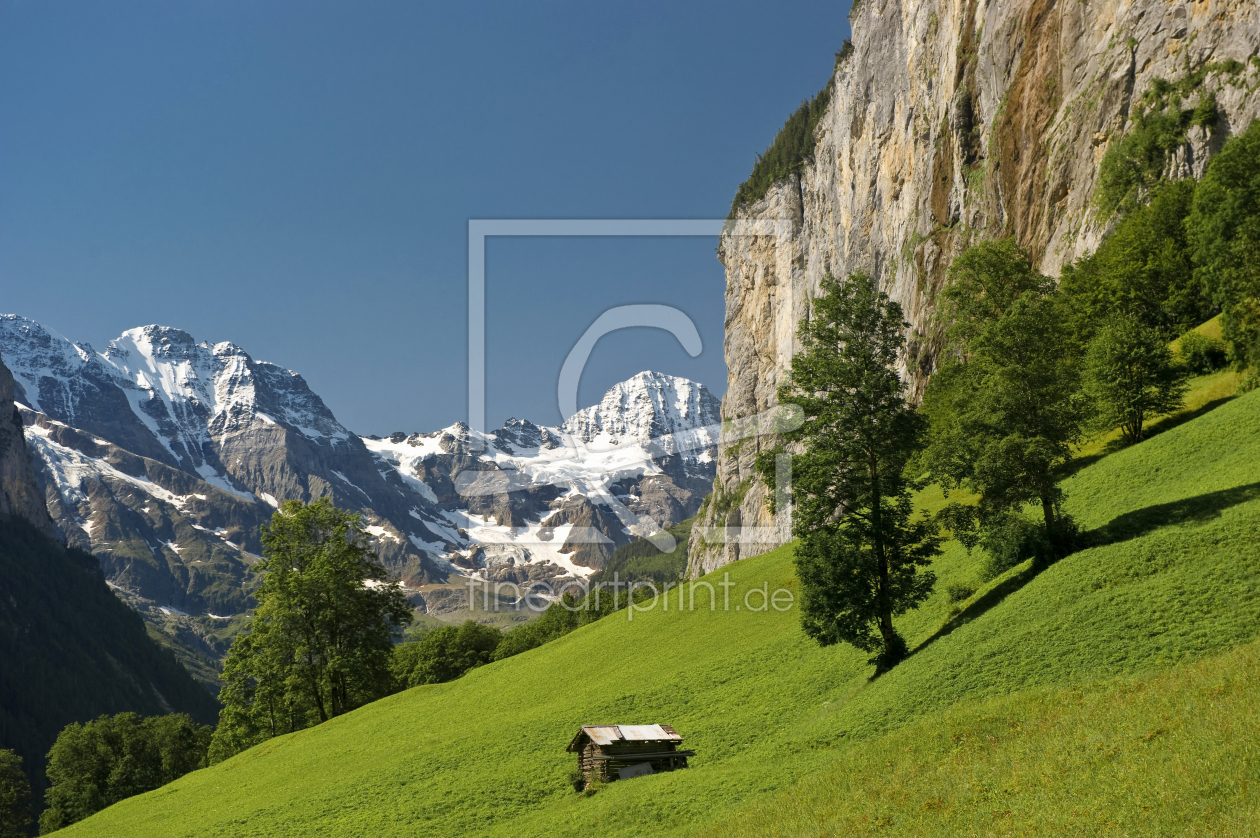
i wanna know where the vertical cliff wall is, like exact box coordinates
[0,351,56,538]
[689,0,1260,576]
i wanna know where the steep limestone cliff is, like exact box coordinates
[0,351,56,538]
[689,0,1260,576]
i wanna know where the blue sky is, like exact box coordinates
[1,0,851,434]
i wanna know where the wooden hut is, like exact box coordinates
[566,724,694,784]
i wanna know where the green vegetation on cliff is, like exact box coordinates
[589,517,693,586]
[729,81,830,215]
[1095,67,1228,217]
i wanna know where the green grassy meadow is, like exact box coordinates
[58,385,1260,837]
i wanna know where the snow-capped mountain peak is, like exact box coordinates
[560,370,721,451]
[4,313,455,624]
[0,315,102,419]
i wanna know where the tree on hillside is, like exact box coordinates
[39,713,211,833]
[0,750,31,838]
[936,238,1056,347]
[1084,315,1189,444]
[920,239,1087,548]
[208,499,411,764]
[757,274,941,671]
[391,621,503,688]
[1188,120,1260,376]
[1061,179,1215,342]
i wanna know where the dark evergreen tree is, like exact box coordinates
[757,274,941,671]
[730,83,831,214]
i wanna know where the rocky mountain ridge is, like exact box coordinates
[0,317,719,661]
[687,0,1260,576]
[364,370,720,576]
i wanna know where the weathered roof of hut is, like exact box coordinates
[566,724,682,751]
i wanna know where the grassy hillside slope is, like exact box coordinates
[707,637,1260,837]
[59,387,1260,837]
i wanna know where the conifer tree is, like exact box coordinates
[758,274,940,671]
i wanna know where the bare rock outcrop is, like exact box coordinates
[0,351,56,538]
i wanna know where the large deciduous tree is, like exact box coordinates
[1084,315,1189,444]
[209,499,411,763]
[758,274,941,671]
[920,239,1086,546]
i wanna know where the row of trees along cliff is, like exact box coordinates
[752,114,1260,669]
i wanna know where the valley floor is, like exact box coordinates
[58,385,1260,837]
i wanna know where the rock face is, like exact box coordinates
[0,351,57,538]
[688,0,1260,576]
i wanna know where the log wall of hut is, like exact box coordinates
[579,740,690,783]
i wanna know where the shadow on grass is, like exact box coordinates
[1056,396,1237,482]
[902,480,1260,669]
[1086,481,1260,547]
[907,562,1040,662]
[1142,395,1237,438]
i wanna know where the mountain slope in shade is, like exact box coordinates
[0,349,219,811]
